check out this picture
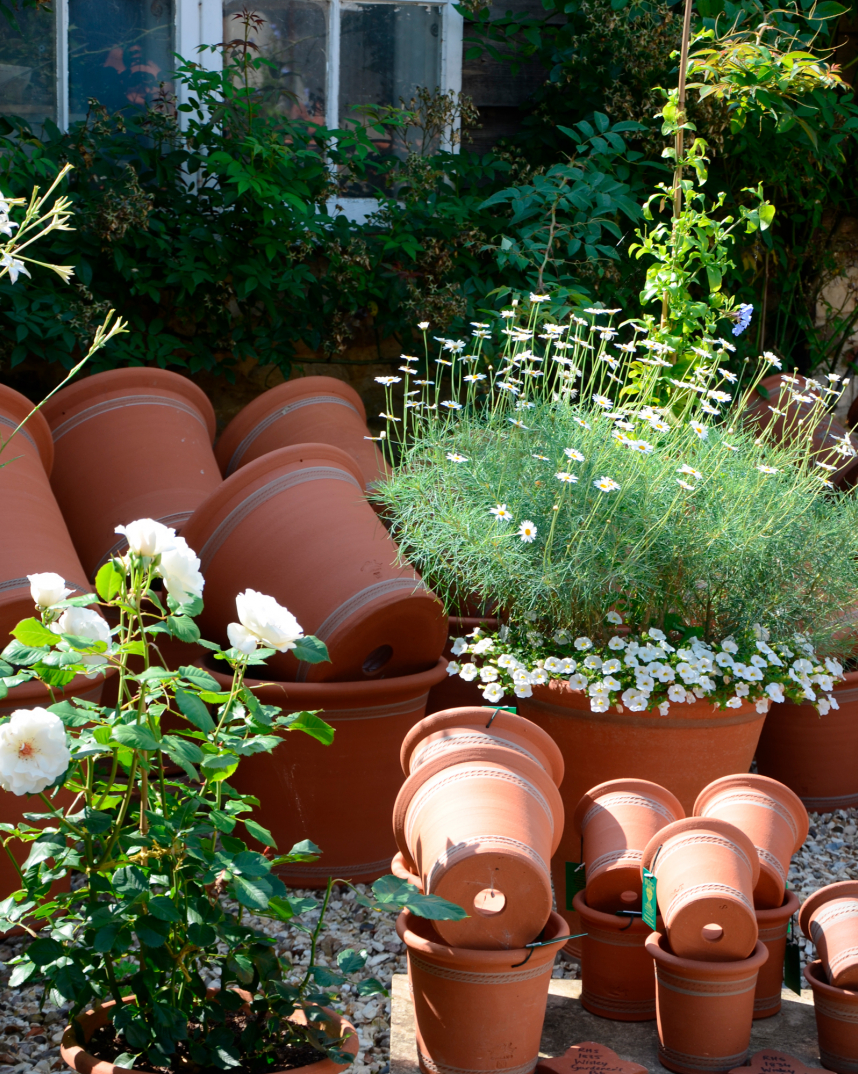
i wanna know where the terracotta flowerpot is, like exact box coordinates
[753,889,800,1019]
[799,881,858,989]
[214,376,389,490]
[42,368,220,579]
[396,909,566,1074]
[401,706,564,786]
[756,672,858,811]
[646,931,768,1074]
[517,680,765,958]
[573,889,661,1021]
[693,774,808,911]
[0,385,92,645]
[206,657,447,886]
[391,851,423,889]
[181,444,447,683]
[573,779,685,914]
[425,617,513,715]
[61,996,358,1074]
[805,960,858,1073]
[393,748,564,948]
[641,817,760,962]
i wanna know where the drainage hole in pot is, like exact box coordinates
[702,923,724,943]
[363,645,393,676]
[473,889,506,916]
[620,891,638,905]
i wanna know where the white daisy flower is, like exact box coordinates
[689,420,708,439]
[556,471,578,483]
[490,504,514,522]
[594,476,620,492]
[564,448,585,462]
[446,452,468,462]
[518,520,538,542]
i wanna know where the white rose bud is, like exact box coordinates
[235,590,304,652]
[159,538,204,605]
[0,708,71,795]
[28,572,72,610]
[115,518,177,558]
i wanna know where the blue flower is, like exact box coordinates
[731,303,754,337]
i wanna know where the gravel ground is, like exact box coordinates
[0,808,850,1074]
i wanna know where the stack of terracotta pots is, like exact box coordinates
[638,773,808,1074]
[393,707,568,1074]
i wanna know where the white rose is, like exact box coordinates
[27,572,72,610]
[159,539,204,605]
[234,590,304,652]
[0,708,71,795]
[115,518,177,558]
[53,608,111,676]
[227,622,259,655]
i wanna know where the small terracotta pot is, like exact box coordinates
[401,706,564,786]
[753,888,800,1019]
[799,880,858,989]
[756,672,858,811]
[641,817,760,962]
[573,889,661,1021]
[424,617,512,715]
[391,851,423,889]
[397,909,566,1074]
[0,385,91,646]
[574,779,685,914]
[61,996,358,1074]
[181,444,447,683]
[214,376,389,490]
[393,748,564,949]
[42,369,220,579]
[646,931,768,1074]
[694,774,808,910]
[805,960,858,1073]
[206,657,447,887]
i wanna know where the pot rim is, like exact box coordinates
[399,707,565,785]
[799,880,858,938]
[645,930,768,974]
[0,383,54,474]
[572,777,685,840]
[755,887,800,924]
[395,907,568,966]
[804,958,858,998]
[391,851,423,890]
[640,816,761,887]
[692,773,809,854]
[571,888,661,931]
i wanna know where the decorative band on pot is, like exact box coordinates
[804,959,858,1074]
[800,881,858,989]
[753,889,800,1019]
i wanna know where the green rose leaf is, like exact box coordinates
[284,711,335,745]
[26,936,64,966]
[167,616,201,643]
[175,689,215,733]
[356,977,387,997]
[12,618,56,648]
[291,635,330,664]
[371,875,468,920]
[135,915,171,947]
[244,819,276,848]
[312,966,344,987]
[95,561,125,601]
[148,896,182,922]
[8,961,37,987]
[337,948,367,973]
[113,724,161,751]
[113,865,149,901]
[230,875,272,911]
[82,808,114,835]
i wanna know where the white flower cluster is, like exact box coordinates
[115,518,204,605]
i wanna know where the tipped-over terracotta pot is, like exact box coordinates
[573,889,661,1021]
[694,774,808,910]
[397,909,566,1074]
[206,657,447,886]
[754,888,800,1019]
[393,748,564,949]
[642,817,760,962]
[800,880,858,989]
[805,960,858,1073]
[646,931,768,1074]
[574,778,684,914]
[401,706,564,786]
[756,672,858,811]
[181,444,447,683]
[214,375,388,490]
[42,368,220,579]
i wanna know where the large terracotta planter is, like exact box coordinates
[647,932,768,1074]
[573,889,661,1021]
[641,817,760,962]
[694,774,808,910]
[393,748,564,949]
[401,707,564,786]
[425,616,512,715]
[573,779,684,914]
[214,376,388,490]
[799,881,858,989]
[207,658,447,886]
[42,368,220,579]
[397,909,566,1074]
[0,385,91,645]
[754,889,800,1019]
[181,444,447,683]
[756,672,858,811]
[805,960,858,1073]
[517,681,765,957]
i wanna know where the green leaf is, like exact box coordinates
[285,711,334,745]
[337,948,367,974]
[371,875,468,920]
[231,875,271,910]
[8,961,37,987]
[179,665,221,692]
[147,896,181,922]
[113,865,149,901]
[113,724,161,751]
[53,963,87,1001]
[95,561,125,601]
[356,978,387,997]
[48,700,95,727]
[26,936,64,966]
[162,734,204,765]
[175,689,215,733]
[12,618,56,648]
[292,636,330,664]
[285,839,321,862]
[93,925,121,952]
[82,808,113,835]
[135,916,171,947]
[244,819,276,848]
[167,616,201,643]
[312,966,344,987]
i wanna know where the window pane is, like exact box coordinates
[68,0,175,123]
[222,1,327,124]
[0,4,57,129]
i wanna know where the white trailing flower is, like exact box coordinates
[53,608,111,676]
[159,538,204,605]
[0,708,71,795]
[446,661,461,677]
[27,573,72,610]
[115,518,177,559]
[458,663,479,682]
[482,682,505,702]
[231,590,304,653]
[450,637,468,657]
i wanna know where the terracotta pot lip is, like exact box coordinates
[645,930,768,973]
[571,889,660,931]
[396,908,567,964]
[447,615,500,630]
[0,383,54,474]
[804,958,858,998]
[693,773,809,853]
[572,778,685,839]
[42,367,216,443]
[755,887,800,924]
[391,851,423,891]
[399,707,565,785]
[640,816,761,887]
[799,880,858,938]
[0,668,114,713]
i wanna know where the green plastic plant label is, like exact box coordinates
[565,861,586,910]
[642,868,658,930]
[784,916,802,995]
